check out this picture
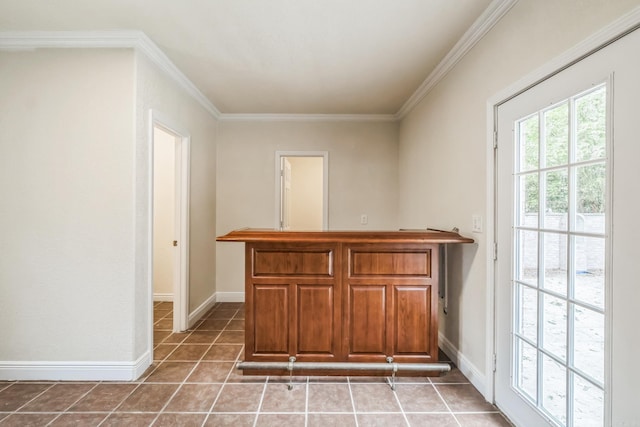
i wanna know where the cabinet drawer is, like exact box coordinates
[252,248,334,276]
[348,249,431,277]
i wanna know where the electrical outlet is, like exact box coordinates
[360,214,368,225]
[472,215,483,233]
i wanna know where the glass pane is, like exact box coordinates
[518,173,539,228]
[573,374,604,427]
[542,354,567,425]
[574,306,604,384]
[544,169,568,230]
[517,283,538,343]
[576,87,606,163]
[543,232,567,295]
[516,230,538,285]
[576,163,606,234]
[574,236,605,309]
[544,102,569,168]
[520,114,539,172]
[542,293,567,361]
[515,338,537,401]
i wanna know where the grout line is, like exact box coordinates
[346,377,360,427]
[304,378,309,427]
[96,381,144,426]
[390,383,411,427]
[430,382,462,427]
[44,382,101,426]
[252,378,269,427]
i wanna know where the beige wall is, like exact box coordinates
[135,52,218,356]
[0,49,136,362]
[398,0,640,404]
[216,120,399,297]
[0,47,219,377]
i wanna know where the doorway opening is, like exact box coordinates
[275,151,328,230]
[150,112,190,339]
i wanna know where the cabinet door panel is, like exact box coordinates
[348,285,386,354]
[297,285,334,354]
[393,286,431,355]
[253,285,289,354]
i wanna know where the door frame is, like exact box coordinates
[274,150,329,230]
[149,110,190,336]
[485,8,640,405]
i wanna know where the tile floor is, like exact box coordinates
[0,302,513,426]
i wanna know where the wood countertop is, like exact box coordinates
[216,228,474,244]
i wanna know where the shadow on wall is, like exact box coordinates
[442,242,479,353]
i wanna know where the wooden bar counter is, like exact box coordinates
[217,228,473,376]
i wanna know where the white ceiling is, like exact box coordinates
[0,0,499,116]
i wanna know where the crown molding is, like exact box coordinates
[218,113,397,123]
[395,0,518,120]
[0,30,221,119]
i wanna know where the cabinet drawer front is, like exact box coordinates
[252,249,334,276]
[349,250,431,277]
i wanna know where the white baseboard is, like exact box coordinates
[439,332,488,399]
[153,293,173,302]
[0,351,152,381]
[188,293,217,328]
[215,292,245,302]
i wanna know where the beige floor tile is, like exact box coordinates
[357,413,409,427]
[186,362,234,382]
[165,344,209,361]
[48,413,108,427]
[164,383,221,412]
[202,344,243,361]
[145,362,197,383]
[0,383,52,411]
[255,413,306,426]
[435,384,497,412]
[405,413,459,426]
[153,413,207,427]
[100,413,157,427]
[116,383,178,412]
[211,383,265,412]
[308,413,357,427]
[203,413,256,426]
[153,344,178,361]
[209,309,238,319]
[259,383,306,413]
[0,413,58,426]
[456,413,514,426]
[162,332,192,344]
[68,383,137,412]
[394,383,448,412]
[430,367,470,384]
[18,383,95,412]
[351,383,402,413]
[183,330,221,344]
[226,319,245,330]
[215,330,245,344]
[197,319,230,330]
[307,383,353,412]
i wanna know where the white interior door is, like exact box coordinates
[495,28,640,427]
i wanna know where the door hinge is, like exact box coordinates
[493,242,498,261]
[493,353,497,372]
[173,240,178,247]
[493,130,498,149]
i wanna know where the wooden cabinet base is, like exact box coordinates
[217,229,473,376]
